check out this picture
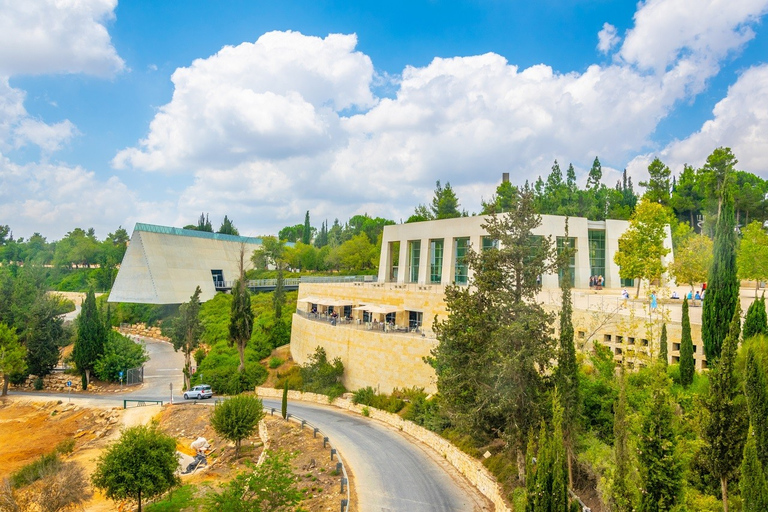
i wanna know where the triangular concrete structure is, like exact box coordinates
[109,224,263,304]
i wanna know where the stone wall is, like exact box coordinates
[15,372,107,392]
[117,323,170,342]
[291,313,438,394]
[255,387,511,512]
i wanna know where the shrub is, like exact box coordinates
[268,356,284,369]
[206,363,267,395]
[33,377,44,390]
[56,438,76,455]
[362,406,370,417]
[11,452,61,488]
[274,366,303,390]
[352,386,406,413]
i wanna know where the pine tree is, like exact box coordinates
[703,306,748,512]
[745,348,768,471]
[702,193,739,361]
[557,221,579,486]
[73,288,105,388]
[743,294,768,340]
[659,323,668,365]
[679,298,694,386]
[741,426,768,512]
[638,367,681,512]
[611,370,634,512]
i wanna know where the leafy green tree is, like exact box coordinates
[0,322,25,396]
[741,426,768,512]
[738,221,768,297]
[72,288,105,388]
[170,286,203,390]
[210,395,265,456]
[614,199,671,297]
[334,233,378,270]
[430,189,555,474]
[251,236,285,271]
[556,222,578,486]
[24,294,66,379]
[744,348,768,471]
[679,298,694,386]
[639,157,672,206]
[610,370,635,512]
[204,450,302,512]
[703,306,748,512]
[482,180,518,214]
[94,331,149,382]
[277,224,304,243]
[91,424,180,512]
[670,164,703,227]
[659,323,668,365]
[218,215,239,236]
[638,367,680,512]
[702,193,739,361]
[743,295,768,340]
[669,233,713,293]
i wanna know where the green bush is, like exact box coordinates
[401,391,450,432]
[209,395,265,455]
[205,363,267,395]
[352,386,406,413]
[300,346,345,398]
[275,366,303,390]
[93,331,149,382]
[11,452,61,488]
[56,438,76,455]
[268,356,284,369]
[33,377,44,390]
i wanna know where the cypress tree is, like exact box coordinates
[638,367,680,512]
[743,294,768,340]
[229,248,253,374]
[550,394,569,512]
[741,426,768,512]
[557,220,579,487]
[679,298,694,386]
[659,323,668,365]
[528,396,569,512]
[302,211,311,245]
[703,305,748,512]
[281,380,288,419]
[72,288,105,388]
[610,370,634,512]
[745,348,768,471]
[702,194,739,361]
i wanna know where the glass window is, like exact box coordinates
[408,311,423,330]
[454,237,470,284]
[482,236,499,251]
[389,241,400,282]
[556,237,576,287]
[430,239,444,284]
[621,277,635,287]
[408,240,421,283]
[588,230,606,281]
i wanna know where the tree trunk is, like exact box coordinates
[635,278,642,299]
[516,447,526,482]
[2,375,9,396]
[567,446,574,489]
[85,369,90,387]
[237,343,245,373]
[184,352,192,390]
[138,489,142,512]
[721,476,728,512]
[756,280,760,299]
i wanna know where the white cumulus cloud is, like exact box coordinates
[0,0,124,77]
[597,23,621,53]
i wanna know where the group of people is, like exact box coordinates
[589,275,605,289]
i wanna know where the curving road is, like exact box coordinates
[13,338,489,511]
[263,398,489,512]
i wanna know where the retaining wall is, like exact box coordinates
[256,387,511,512]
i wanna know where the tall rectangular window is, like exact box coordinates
[408,240,421,283]
[557,237,576,287]
[482,236,499,251]
[454,237,470,284]
[588,230,606,281]
[430,239,444,284]
[388,241,400,281]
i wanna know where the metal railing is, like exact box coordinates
[295,309,433,338]
[215,275,377,290]
[265,407,352,512]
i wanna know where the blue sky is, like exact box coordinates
[1,0,768,240]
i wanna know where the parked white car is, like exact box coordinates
[184,384,213,400]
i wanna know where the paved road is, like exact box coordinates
[264,398,488,512]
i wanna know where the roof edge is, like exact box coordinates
[134,223,263,245]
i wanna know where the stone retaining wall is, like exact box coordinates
[15,372,106,392]
[255,387,511,512]
[117,323,170,342]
